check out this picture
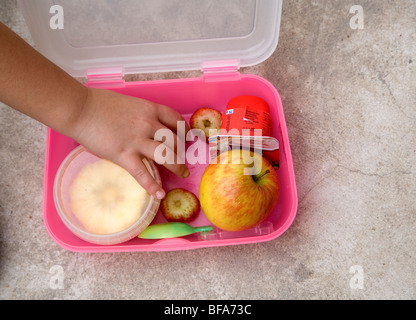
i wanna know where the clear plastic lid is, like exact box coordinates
[18,0,282,77]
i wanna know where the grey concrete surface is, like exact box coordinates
[0,0,415,299]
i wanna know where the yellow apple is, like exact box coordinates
[199,149,280,231]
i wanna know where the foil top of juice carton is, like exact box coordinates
[208,134,279,161]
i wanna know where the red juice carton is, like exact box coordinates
[209,95,280,167]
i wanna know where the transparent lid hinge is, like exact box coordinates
[86,67,125,88]
[201,59,240,82]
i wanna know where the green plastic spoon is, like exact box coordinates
[138,222,214,239]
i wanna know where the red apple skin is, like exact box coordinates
[199,149,280,232]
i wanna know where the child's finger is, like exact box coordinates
[153,123,186,161]
[156,104,190,135]
[143,139,190,179]
[119,153,165,200]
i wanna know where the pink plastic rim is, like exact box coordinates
[42,73,298,252]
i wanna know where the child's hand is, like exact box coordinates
[71,88,190,200]
[0,22,187,199]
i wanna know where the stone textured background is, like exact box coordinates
[0,0,415,299]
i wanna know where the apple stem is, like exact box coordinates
[253,169,270,182]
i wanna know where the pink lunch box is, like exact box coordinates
[43,72,297,252]
[20,0,298,252]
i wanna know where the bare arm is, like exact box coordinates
[0,21,87,137]
[0,22,189,199]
